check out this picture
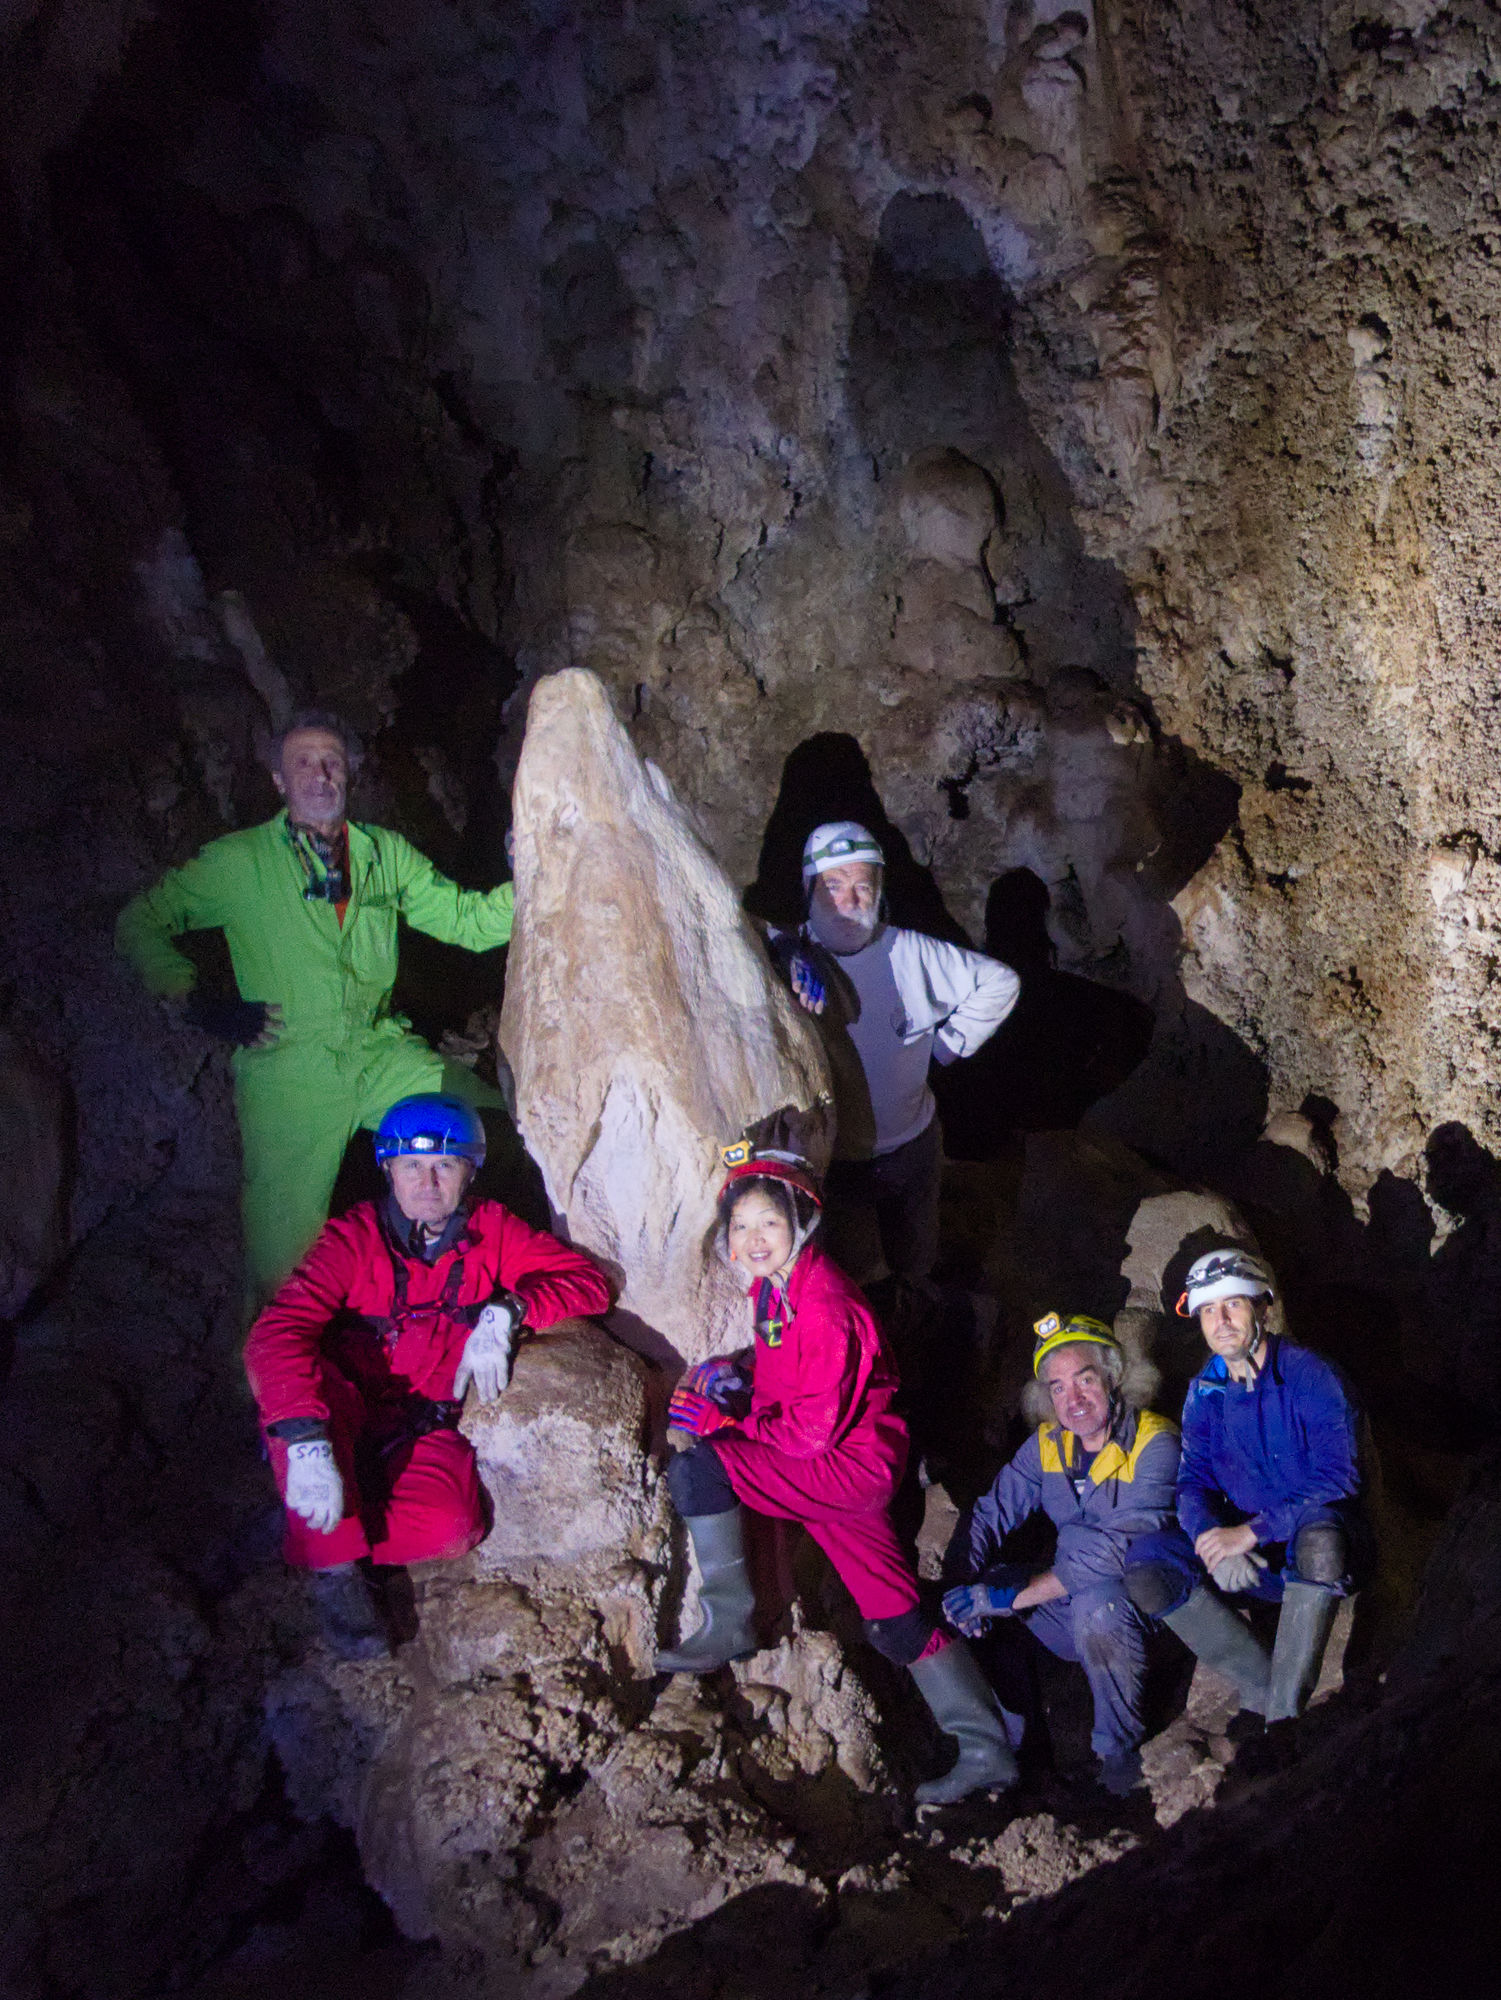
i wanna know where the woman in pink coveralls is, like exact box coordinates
[657,1142,1017,1805]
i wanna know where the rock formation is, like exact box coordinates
[500,667,832,1367]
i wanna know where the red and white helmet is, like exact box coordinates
[717,1140,823,1211]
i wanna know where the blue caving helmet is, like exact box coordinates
[374,1093,487,1168]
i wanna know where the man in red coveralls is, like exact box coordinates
[244,1092,612,1657]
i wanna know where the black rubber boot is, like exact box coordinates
[1163,1586,1271,1714]
[308,1561,388,1661]
[1265,1581,1339,1722]
[909,1640,1021,1805]
[656,1509,758,1673]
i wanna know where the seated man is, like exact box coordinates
[244,1092,612,1658]
[942,1314,1179,1795]
[1123,1248,1366,1723]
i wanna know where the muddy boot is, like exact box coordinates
[308,1561,388,1661]
[1265,1581,1339,1722]
[1163,1586,1272,1715]
[656,1509,757,1673]
[909,1640,1021,1806]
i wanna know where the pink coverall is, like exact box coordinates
[707,1243,920,1619]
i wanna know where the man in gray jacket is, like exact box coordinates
[786,821,1019,1285]
[943,1314,1180,1794]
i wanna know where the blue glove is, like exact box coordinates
[942,1581,1020,1637]
[767,934,826,1014]
[789,951,826,1014]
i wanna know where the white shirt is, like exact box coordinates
[795,923,1021,1159]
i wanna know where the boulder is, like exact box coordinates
[500,668,832,1368]
[461,1319,658,1567]
[1118,1188,1269,1411]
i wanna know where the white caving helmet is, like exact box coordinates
[801,821,885,896]
[1177,1247,1276,1319]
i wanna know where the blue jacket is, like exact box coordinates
[1177,1335,1361,1546]
[949,1406,1180,1596]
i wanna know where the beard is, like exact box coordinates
[807,900,882,956]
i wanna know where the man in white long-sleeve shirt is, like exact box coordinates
[782,822,1020,1285]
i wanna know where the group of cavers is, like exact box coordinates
[117,712,1368,1808]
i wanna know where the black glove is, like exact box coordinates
[184,993,270,1046]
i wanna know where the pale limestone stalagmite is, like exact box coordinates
[500,667,832,1369]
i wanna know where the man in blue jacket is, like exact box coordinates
[1124,1248,1366,1723]
[942,1313,1180,1794]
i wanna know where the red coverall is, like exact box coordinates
[244,1199,612,1568]
[709,1242,919,1619]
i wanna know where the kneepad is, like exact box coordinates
[1123,1562,1182,1618]
[1292,1521,1347,1586]
[864,1608,935,1666]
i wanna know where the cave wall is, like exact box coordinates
[11,0,1497,1210]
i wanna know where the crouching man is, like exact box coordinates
[942,1315,1179,1795]
[244,1092,612,1657]
[1123,1249,1367,1724]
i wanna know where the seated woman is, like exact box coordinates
[658,1141,1016,1806]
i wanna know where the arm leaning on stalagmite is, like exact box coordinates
[243,1217,366,1431]
[943,1431,1046,1583]
[490,1208,614,1329]
[383,827,515,952]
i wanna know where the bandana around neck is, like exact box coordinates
[289,819,350,903]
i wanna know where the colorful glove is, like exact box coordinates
[284,1439,344,1535]
[1211,1550,1267,1595]
[685,1356,753,1412]
[942,1580,1020,1637]
[454,1295,525,1403]
[667,1384,734,1437]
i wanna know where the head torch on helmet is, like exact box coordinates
[1030,1311,1122,1377]
[1176,1247,1275,1318]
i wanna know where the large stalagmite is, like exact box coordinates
[500,667,832,1368]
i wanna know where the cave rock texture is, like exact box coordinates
[501,666,832,1367]
[9,0,1501,1997]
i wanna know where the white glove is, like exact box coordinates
[454,1297,524,1404]
[1211,1550,1268,1595]
[284,1439,344,1534]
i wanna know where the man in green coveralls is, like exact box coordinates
[117,713,514,1309]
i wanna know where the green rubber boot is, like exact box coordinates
[656,1509,758,1673]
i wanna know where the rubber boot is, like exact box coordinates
[1163,1586,1271,1715]
[656,1509,757,1673]
[909,1640,1021,1806]
[308,1561,388,1661]
[1265,1581,1339,1722]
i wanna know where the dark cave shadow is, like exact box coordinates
[743,730,969,941]
[934,867,1156,1157]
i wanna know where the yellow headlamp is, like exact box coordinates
[1031,1311,1121,1376]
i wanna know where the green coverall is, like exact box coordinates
[117,810,514,1307]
